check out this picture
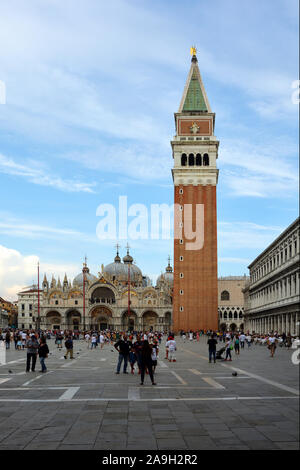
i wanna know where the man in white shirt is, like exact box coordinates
[239,333,246,349]
[99,333,105,349]
[91,334,97,349]
[166,337,177,362]
[85,333,90,348]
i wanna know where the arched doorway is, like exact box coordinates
[220,323,227,332]
[66,310,81,330]
[121,311,137,332]
[164,312,171,330]
[46,311,61,330]
[230,323,237,332]
[90,306,112,331]
[142,311,159,331]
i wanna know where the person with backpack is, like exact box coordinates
[64,336,74,359]
[38,337,49,372]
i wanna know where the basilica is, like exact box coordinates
[18,248,173,332]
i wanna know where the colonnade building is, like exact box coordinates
[243,218,300,335]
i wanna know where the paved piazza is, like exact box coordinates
[0,337,298,450]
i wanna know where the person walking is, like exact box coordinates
[17,335,22,350]
[56,332,63,350]
[151,340,159,374]
[268,334,277,357]
[114,335,131,374]
[133,335,143,374]
[129,345,137,374]
[85,332,91,348]
[91,334,97,349]
[140,340,156,386]
[166,336,177,362]
[5,331,10,350]
[207,334,218,363]
[26,334,39,372]
[99,332,105,349]
[234,335,240,355]
[13,331,18,350]
[239,332,245,349]
[38,337,49,373]
[224,337,233,361]
[64,336,74,359]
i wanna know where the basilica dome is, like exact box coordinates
[157,260,173,286]
[104,249,142,282]
[73,265,97,287]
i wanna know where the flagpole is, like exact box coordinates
[37,261,40,332]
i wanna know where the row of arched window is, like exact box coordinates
[219,311,243,319]
[181,153,209,167]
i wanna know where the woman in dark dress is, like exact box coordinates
[140,340,156,386]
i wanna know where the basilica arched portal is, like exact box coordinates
[66,309,81,330]
[142,311,159,331]
[121,310,137,332]
[45,311,61,330]
[90,306,112,330]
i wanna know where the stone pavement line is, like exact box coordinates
[22,374,47,387]
[0,378,11,385]
[182,348,208,361]
[128,387,141,400]
[0,396,297,403]
[170,371,187,385]
[202,376,225,390]
[0,358,24,367]
[189,368,202,375]
[59,351,89,368]
[58,387,80,400]
[158,360,168,368]
[221,364,299,396]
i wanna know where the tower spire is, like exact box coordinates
[178,47,211,113]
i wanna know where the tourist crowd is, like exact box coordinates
[0,327,299,380]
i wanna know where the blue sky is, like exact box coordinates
[0,0,299,299]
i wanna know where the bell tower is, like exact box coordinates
[172,48,219,332]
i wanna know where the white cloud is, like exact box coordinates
[0,153,96,193]
[0,245,79,301]
[218,221,284,250]
[219,257,251,264]
[0,213,100,243]
[219,138,298,198]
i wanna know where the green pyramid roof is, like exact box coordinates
[182,70,208,112]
